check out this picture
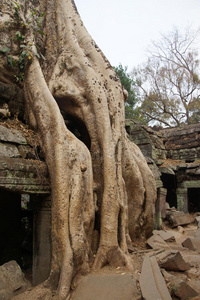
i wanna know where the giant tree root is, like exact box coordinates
[0,0,157,299]
[93,245,133,271]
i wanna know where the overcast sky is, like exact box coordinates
[75,0,200,71]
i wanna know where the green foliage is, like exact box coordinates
[113,64,137,119]
[0,1,46,84]
[0,45,10,54]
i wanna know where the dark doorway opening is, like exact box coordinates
[161,173,177,208]
[0,190,33,282]
[188,188,200,213]
[21,194,33,282]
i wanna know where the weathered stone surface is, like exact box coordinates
[156,250,190,271]
[32,196,51,286]
[147,234,171,250]
[71,274,139,300]
[183,225,198,237]
[167,211,195,227]
[0,125,27,144]
[163,267,200,299]
[0,142,20,158]
[0,157,50,193]
[177,225,184,233]
[125,120,166,160]
[188,280,200,295]
[11,287,53,300]
[155,188,167,225]
[182,237,200,251]
[182,254,200,268]
[195,221,200,238]
[173,281,198,300]
[139,255,172,300]
[158,124,200,162]
[153,230,175,242]
[159,166,175,175]
[187,268,200,279]
[162,124,200,149]
[0,260,31,299]
[163,270,199,299]
[195,216,200,224]
[161,269,175,281]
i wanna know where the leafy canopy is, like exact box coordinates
[133,27,200,127]
[113,64,137,119]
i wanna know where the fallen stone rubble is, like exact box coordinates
[140,214,200,300]
[0,260,31,299]
[1,211,200,300]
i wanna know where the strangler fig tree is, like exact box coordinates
[0,0,156,298]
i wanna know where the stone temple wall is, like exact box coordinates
[125,120,166,161]
[161,123,200,162]
[126,120,200,222]
[1,119,200,282]
[0,123,50,193]
[0,122,51,285]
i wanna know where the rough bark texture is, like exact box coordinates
[0,0,156,298]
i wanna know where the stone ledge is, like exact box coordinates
[0,157,50,194]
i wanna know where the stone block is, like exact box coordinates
[156,250,190,271]
[188,280,200,295]
[0,157,50,194]
[182,254,200,268]
[183,225,198,237]
[32,196,51,286]
[156,188,167,220]
[167,211,195,227]
[195,216,200,224]
[153,230,175,242]
[0,125,27,144]
[187,267,200,279]
[177,226,184,233]
[0,260,31,299]
[194,219,200,238]
[147,234,171,250]
[71,274,139,300]
[195,224,200,238]
[182,237,200,251]
[173,281,198,300]
[139,255,172,300]
[0,142,20,158]
[163,230,185,245]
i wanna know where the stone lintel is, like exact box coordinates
[0,157,50,194]
[178,181,200,189]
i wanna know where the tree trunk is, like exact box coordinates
[0,0,156,299]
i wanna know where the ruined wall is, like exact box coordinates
[161,123,200,162]
[126,121,200,214]
[0,122,51,284]
[125,120,166,161]
[0,123,50,193]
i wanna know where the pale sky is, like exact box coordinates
[75,0,200,71]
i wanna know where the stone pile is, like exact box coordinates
[140,220,200,299]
